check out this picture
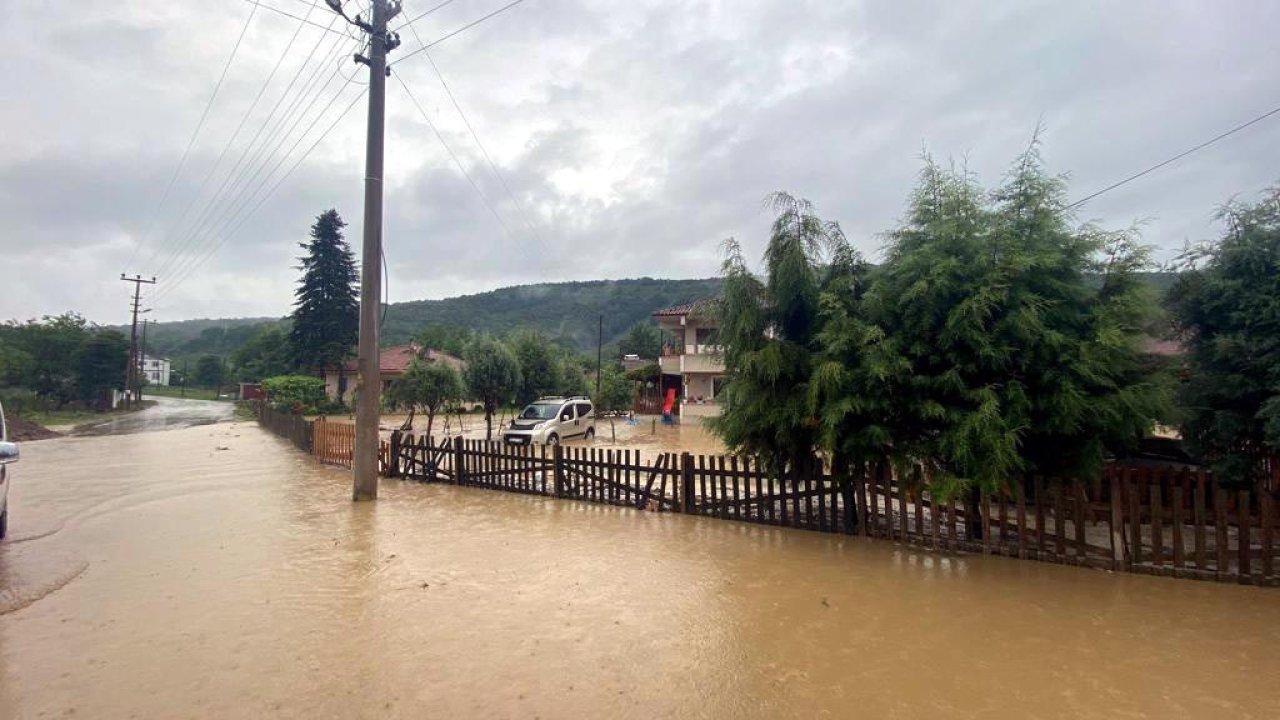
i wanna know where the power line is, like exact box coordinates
[392,0,459,34]
[391,0,530,67]
[1069,102,1280,209]
[152,33,360,281]
[154,82,367,304]
[394,72,521,245]
[125,5,258,271]
[144,2,322,276]
[241,0,351,37]
[146,14,351,276]
[403,20,546,247]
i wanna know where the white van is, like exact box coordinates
[502,396,595,446]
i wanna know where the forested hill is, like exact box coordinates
[136,271,1176,359]
[141,277,723,357]
[378,277,723,349]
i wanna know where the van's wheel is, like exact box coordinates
[0,510,7,540]
[585,427,595,440]
[546,434,559,446]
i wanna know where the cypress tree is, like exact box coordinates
[290,209,359,372]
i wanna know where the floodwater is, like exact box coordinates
[69,395,236,436]
[2,408,1279,718]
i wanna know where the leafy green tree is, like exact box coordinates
[387,359,464,438]
[262,375,327,414]
[76,330,128,408]
[289,209,358,372]
[415,323,471,358]
[1168,186,1280,483]
[463,336,522,440]
[194,355,226,389]
[709,193,846,473]
[556,358,590,397]
[230,325,294,382]
[510,331,561,406]
[594,365,634,441]
[616,322,663,359]
[0,313,89,406]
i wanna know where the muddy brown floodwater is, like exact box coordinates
[2,413,1279,718]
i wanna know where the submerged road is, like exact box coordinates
[70,395,235,436]
[1,407,1279,718]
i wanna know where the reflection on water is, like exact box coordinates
[1,420,1278,718]
[70,395,235,436]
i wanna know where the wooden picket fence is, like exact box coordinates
[381,433,1280,586]
[253,402,1280,587]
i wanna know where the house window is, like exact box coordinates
[338,374,348,395]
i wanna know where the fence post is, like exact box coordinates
[1110,471,1127,571]
[453,437,467,485]
[553,444,565,497]
[680,452,695,514]
[388,430,402,478]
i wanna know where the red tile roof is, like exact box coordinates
[653,297,718,318]
[340,344,462,374]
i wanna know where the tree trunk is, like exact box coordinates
[425,409,435,440]
[610,416,616,442]
[484,403,493,441]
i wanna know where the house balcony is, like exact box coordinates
[659,352,724,375]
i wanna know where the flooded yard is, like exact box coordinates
[2,406,1279,718]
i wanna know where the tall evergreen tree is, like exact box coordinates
[710,193,848,473]
[290,209,359,372]
[838,147,1166,506]
[1169,186,1280,484]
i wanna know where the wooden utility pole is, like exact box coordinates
[120,274,156,409]
[333,0,401,501]
[138,319,150,397]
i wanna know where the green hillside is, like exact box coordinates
[379,277,722,350]
[130,271,1177,361]
[138,277,722,358]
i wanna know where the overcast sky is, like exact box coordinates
[1,0,1277,325]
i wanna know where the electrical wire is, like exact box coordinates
[1069,102,1280,209]
[143,2,322,276]
[395,72,521,244]
[154,85,368,305]
[391,0,530,67]
[153,32,360,280]
[241,0,352,37]
[403,20,546,248]
[125,4,258,271]
[391,0,459,34]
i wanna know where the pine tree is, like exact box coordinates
[290,209,359,372]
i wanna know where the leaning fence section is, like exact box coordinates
[253,407,1279,587]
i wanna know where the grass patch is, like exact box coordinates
[22,400,157,428]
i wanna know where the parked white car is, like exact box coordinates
[502,396,595,446]
[0,401,18,539]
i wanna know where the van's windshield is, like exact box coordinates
[520,402,562,420]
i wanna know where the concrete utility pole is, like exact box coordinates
[120,274,156,409]
[139,319,149,396]
[333,0,401,501]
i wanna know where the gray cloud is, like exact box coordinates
[1,0,1277,324]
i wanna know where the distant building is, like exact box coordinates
[139,355,171,386]
[619,354,651,372]
[653,298,724,420]
[324,344,464,404]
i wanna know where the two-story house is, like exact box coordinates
[653,298,725,420]
[139,355,171,386]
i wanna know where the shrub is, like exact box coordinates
[262,375,327,415]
